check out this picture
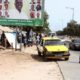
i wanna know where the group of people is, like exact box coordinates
[17,29,43,47]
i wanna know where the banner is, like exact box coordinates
[0,0,44,26]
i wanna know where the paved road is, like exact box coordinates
[58,50,80,80]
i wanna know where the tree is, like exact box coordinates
[28,11,51,33]
[66,20,77,36]
[41,11,51,33]
[56,20,80,36]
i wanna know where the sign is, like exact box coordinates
[0,0,44,26]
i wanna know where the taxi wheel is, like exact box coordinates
[42,52,47,61]
[38,51,41,56]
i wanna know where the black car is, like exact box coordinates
[69,38,80,50]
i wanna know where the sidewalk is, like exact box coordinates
[22,45,38,55]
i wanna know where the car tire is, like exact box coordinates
[38,50,41,56]
[65,57,69,61]
[42,51,47,61]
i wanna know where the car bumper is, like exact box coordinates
[45,52,70,58]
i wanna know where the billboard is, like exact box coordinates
[0,0,44,26]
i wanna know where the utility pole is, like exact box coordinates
[66,7,74,20]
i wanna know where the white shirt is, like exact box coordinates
[8,9,28,19]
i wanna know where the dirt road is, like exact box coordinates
[0,46,63,80]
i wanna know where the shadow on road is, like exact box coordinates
[31,54,59,62]
[31,54,44,62]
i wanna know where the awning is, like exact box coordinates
[0,25,13,32]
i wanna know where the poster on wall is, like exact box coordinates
[0,0,44,26]
[0,0,43,20]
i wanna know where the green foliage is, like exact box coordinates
[56,20,80,36]
[56,30,64,35]
[42,11,51,33]
[34,11,51,33]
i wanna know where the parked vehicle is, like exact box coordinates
[69,38,80,50]
[37,37,70,60]
[48,32,56,37]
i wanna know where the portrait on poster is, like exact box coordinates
[0,0,42,20]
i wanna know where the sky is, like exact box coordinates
[45,0,80,32]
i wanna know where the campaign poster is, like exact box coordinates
[0,0,43,20]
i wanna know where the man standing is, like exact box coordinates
[9,0,28,19]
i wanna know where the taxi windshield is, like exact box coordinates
[44,40,63,45]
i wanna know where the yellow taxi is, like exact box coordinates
[37,36,70,60]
